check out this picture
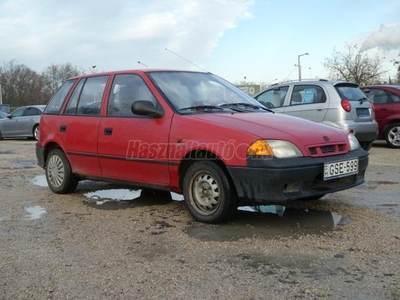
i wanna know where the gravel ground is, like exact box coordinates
[0,140,399,300]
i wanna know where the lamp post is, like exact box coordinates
[138,61,148,68]
[297,53,309,81]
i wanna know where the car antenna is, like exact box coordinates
[165,48,208,72]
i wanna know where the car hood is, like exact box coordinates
[189,112,348,145]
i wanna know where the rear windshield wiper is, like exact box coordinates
[357,97,368,104]
[219,102,274,113]
[179,105,225,112]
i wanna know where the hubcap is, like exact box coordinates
[388,126,400,146]
[192,172,220,214]
[47,155,65,188]
[34,127,39,140]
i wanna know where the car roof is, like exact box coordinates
[269,79,357,87]
[361,85,400,89]
[67,69,211,80]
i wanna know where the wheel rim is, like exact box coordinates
[34,126,39,140]
[47,155,65,188]
[191,171,220,215]
[388,126,400,146]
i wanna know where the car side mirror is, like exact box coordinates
[7,114,12,119]
[131,100,164,118]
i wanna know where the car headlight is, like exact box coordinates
[247,140,303,158]
[348,133,360,151]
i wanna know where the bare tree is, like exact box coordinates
[41,63,81,99]
[0,60,45,106]
[324,44,386,85]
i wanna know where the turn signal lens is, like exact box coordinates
[247,140,274,156]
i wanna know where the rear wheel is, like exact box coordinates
[45,149,78,193]
[385,122,400,148]
[33,125,40,140]
[183,161,237,224]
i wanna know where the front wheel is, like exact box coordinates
[385,122,400,148]
[183,161,237,224]
[45,149,78,194]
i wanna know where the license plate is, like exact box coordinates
[324,159,358,180]
[356,108,370,117]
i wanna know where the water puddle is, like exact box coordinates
[29,174,48,187]
[0,150,16,154]
[12,160,37,170]
[83,188,184,210]
[25,206,47,220]
[186,205,349,241]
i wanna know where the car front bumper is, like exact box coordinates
[227,148,368,205]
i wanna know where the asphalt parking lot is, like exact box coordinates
[0,140,399,299]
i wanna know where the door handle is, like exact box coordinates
[60,125,67,132]
[104,127,113,135]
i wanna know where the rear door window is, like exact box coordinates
[290,85,326,105]
[75,76,109,116]
[22,107,42,116]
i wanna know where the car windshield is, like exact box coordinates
[147,71,266,113]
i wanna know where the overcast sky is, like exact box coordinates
[1,0,400,84]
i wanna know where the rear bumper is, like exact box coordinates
[36,145,46,169]
[338,120,378,142]
[227,148,368,205]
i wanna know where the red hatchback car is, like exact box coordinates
[360,85,400,148]
[37,70,368,223]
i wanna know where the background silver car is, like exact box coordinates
[0,105,46,140]
[254,80,378,150]
[0,111,7,119]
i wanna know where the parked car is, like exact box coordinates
[253,80,378,150]
[360,85,400,148]
[36,70,368,224]
[0,105,46,140]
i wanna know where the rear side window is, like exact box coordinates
[44,79,77,114]
[335,85,365,101]
[290,85,326,105]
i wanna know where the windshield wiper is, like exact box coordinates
[219,102,274,113]
[179,105,225,112]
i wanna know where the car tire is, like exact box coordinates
[301,194,326,201]
[360,141,373,151]
[0,130,3,140]
[45,149,78,194]
[183,161,237,224]
[33,125,40,141]
[384,122,400,148]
